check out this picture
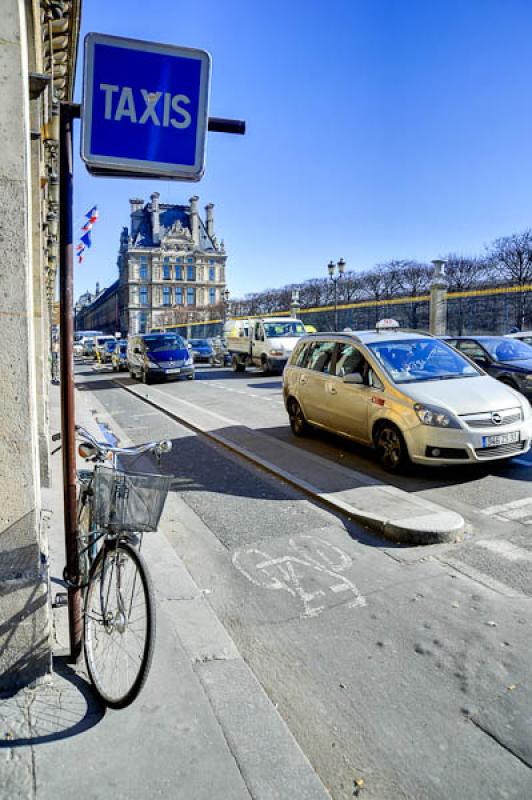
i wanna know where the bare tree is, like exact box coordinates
[394,260,431,328]
[488,231,532,328]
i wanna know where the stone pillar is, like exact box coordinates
[205,202,214,239]
[429,259,448,335]
[150,191,160,245]
[290,289,301,319]
[189,195,199,245]
[0,1,51,689]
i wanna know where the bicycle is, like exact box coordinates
[69,425,173,709]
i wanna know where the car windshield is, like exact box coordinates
[480,337,532,361]
[190,339,209,347]
[143,334,185,352]
[368,338,480,383]
[264,321,306,338]
[96,337,112,346]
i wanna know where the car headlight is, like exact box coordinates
[146,359,159,368]
[525,374,532,381]
[414,403,461,428]
[269,349,284,356]
[185,357,194,366]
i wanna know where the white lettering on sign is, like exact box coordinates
[98,84,192,129]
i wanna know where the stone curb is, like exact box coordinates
[114,380,465,545]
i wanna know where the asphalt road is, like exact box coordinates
[77,363,532,799]
[111,361,532,597]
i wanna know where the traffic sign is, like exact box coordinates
[81,33,211,180]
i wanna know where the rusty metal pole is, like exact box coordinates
[59,101,82,661]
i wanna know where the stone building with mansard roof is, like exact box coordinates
[117,193,227,335]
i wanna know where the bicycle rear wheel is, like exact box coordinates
[84,540,155,709]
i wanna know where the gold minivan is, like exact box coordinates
[283,330,532,471]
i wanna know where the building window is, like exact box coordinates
[187,264,195,281]
[140,286,148,305]
[163,263,171,279]
[187,257,193,263]
[175,265,182,280]
[139,264,148,280]
[163,287,171,306]
[209,288,216,304]
[208,267,215,281]
[175,287,183,305]
[187,287,195,306]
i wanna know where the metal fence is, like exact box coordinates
[158,286,532,339]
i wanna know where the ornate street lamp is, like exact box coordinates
[327,258,346,331]
[222,288,230,328]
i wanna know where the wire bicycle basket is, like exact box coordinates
[92,466,172,533]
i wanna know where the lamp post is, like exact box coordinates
[327,258,346,331]
[222,288,230,329]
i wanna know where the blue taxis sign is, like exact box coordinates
[81,33,211,180]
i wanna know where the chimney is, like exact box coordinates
[150,192,160,244]
[129,197,143,214]
[205,203,214,239]
[129,197,143,231]
[189,195,199,245]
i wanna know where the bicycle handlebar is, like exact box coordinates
[75,425,172,459]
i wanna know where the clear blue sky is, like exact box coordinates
[73,0,532,299]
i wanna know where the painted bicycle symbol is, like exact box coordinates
[232,534,366,618]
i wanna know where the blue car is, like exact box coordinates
[127,333,195,383]
[189,338,215,363]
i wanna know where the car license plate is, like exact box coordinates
[166,368,180,374]
[482,431,519,448]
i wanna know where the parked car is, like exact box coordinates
[111,341,128,371]
[74,331,103,357]
[128,333,195,383]
[94,335,116,361]
[101,339,118,363]
[189,338,215,363]
[283,329,532,470]
[446,336,532,398]
[506,331,532,347]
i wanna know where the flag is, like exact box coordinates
[77,205,98,265]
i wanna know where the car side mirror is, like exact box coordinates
[343,372,364,385]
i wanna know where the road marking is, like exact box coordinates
[482,497,532,524]
[476,539,532,562]
[232,534,366,618]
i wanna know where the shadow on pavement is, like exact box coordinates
[0,657,104,747]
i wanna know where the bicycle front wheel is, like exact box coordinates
[84,540,155,709]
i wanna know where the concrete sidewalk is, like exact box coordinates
[0,383,330,800]
[117,379,465,545]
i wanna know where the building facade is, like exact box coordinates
[118,194,227,335]
[75,281,120,333]
[0,0,80,689]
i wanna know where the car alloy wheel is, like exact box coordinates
[289,399,308,436]
[375,424,407,471]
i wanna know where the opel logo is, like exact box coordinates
[491,412,503,425]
